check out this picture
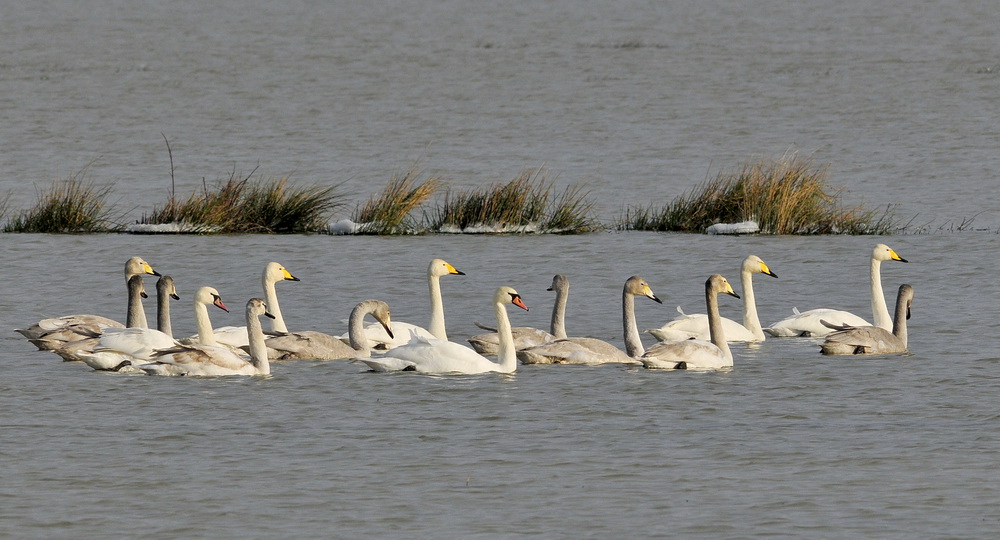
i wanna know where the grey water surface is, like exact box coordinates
[2,1,999,538]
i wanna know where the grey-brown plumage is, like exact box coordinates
[261,300,393,361]
[469,274,569,354]
[820,284,914,355]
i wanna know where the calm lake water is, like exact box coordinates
[2,1,999,538]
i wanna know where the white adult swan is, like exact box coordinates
[647,255,777,342]
[357,286,528,375]
[641,274,741,370]
[819,284,914,355]
[18,256,160,348]
[765,244,908,337]
[188,262,299,348]
[138,298,275,377]
[77,285,226,371]
[261,300,394,361]
[516,276,660,365]
[468,274,569,354]
[347,258,464,349]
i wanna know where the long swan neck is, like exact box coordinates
[427,273,447,340]
[126,278,148,329]
[495,300,517,373]
[740,268,764,340]
[246,310,270,375]
[348,301,375,354]
[706,286,733,362]
[623,291,644,357]
[157,289,172,338]
[870,257,891,330]
[262,277,287,333]
[892,291,909,346]
[550,284,568,339]
[194,301,217,346]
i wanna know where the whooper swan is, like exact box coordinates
[647,255,777,343]
[764,244,907,337]
[819,284,913,355]
[642,274,741,370]
[516,276,660,366]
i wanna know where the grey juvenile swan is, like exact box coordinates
[819,284,914,355]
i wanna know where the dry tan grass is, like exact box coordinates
[618,153,897,234]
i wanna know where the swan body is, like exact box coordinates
[138,298,275,377]
[647,255,777,343]
[516,276,660,365]
[184,262,298,348]
[765,244,907,337]
[348,259,464,349]
[820,284,913,355]
[642,274,740,370]
[262,300,394,361]
[358,287,527,374]
[78,284,223,371]
[765,307,871,338]
[18,257,159,348]
[42,274,150,361]
[468,274,569,354]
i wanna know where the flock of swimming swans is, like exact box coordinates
[16,244,914,377]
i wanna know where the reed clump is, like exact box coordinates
[618,153,897,234]
[427,167,600,233]
[4,171,122,233]
[351,165,440,234]
[138,167,344,233]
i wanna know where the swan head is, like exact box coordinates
[246,298,276,320]
[127,274,148,299]
[429,259,465,278]
[125,256,161,279]
[547,274,569,292]
[744,255,778,278]
[625,276,662,304]
[195,286,229,313]
[157,275,180,300]
[496,286,529,311]
[707,274,740,299]
[897,284,914,320]
[264,261,300,284]
[360,300,395,338]
[873,244,908,263]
